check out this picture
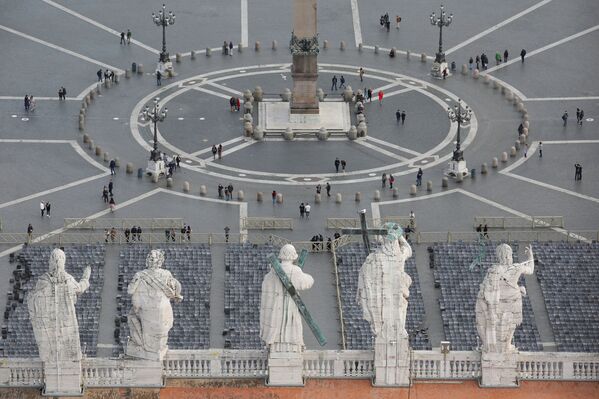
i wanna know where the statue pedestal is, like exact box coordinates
[431,61,449,79]
[444,160,469,178]
[43,360,82,396]
[156,61,175,78]
[267,345,304,386]
[124,359,163,387]
[146,159,166,177]
[480,352,518,387]
[373,336,411,387]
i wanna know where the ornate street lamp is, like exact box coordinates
[445,99,472,178]
[142,98,168,176]
[430,5,453,78]
[152,4,176,64]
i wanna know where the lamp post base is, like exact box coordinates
[157,61,175,78]
[431,61,449,79]
[444,159,469,178]
[146,159,166,177]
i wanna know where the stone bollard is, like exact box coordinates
[137,64,143,74]
[358,43,363,52]
[505,91,514,102]
[340,41,346,50]
[481,163,488,174]
[374,190,380,201]
[517,102,525,112]
[493,80,500,90]
[374,45,379,54]
[114,74,120,84]
[176,53,181,63]
[88,140,94,150]
[520,107,527,115]
[253,86,264,102]
[515,141,521,150]
[473,69,480,79]
[317,127,329,141]
[84,95,90,106]
[456,172,463,183]
[104,79,111,89]
[501,85,507,95]
[152,174,159,183]
[79,119,85,131]
[114,157,120,167]
[257,192,263,202]
[238,43,243,52]
[335,193,342,203]
[315,193,321,204]
[522,113,529,122]
[355,192,361,202]
[83,134,90,144]
[253,126,264,141]
[523,127,529,136]
[501,152,508,162]
[237,190,245,201]
[347,125,358,140]
[426,181,433,192]
[138,168,143,178]
[206,47,211,56]
[484,75,491,85]
[272,40,277,50]
[317,88,325,101]
[442,177,448,188]
[200,185,207,196]
[357,122,368,137]
[420,53,427,62]
[166,177,173,188]
[95,146,102,156]
[406,50,411,59]
[510,146,517,157]
[281,88,291,102]
[103,152,110,162]
[523,120,530,129]
[243,122,254,137]
[255,41,261,51]
[96,83,102,95]
[391,47,397,57]
[276,193,283,204]
[410,184,417,195]
[191,50,196,60]
[89,90,95,100]
[126,163,133,174]
[492,157,498,168]
[342,86,353,102]
[323,40,328,49]
[183,181,190,193]
[519,134,526,144]
[461,64,468,75]
[392,188,399,198]
[283,127,295,141]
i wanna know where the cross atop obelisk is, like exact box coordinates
[290,0,319,116]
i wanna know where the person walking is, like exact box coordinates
[326,182,331,197]
[305,203,311,219]
[401,110,406,125]
[416,168,423,186]
[475,55,480,70]
[108,179,114,196]
[109,159,116,175]
[339,75,346,89]
[483,224,489,238]
[218,144,223,159]
[503,49,509,62]
[40,201,45,217]
[396,109,401,124]
[382,173,387,188]
[495,52,502,65]
[524,143,528,157]
[395,15,401,29]
[27,223,34,243]
[299,202,305,218]
[341,159,347,172]
[579,109,585,126]
[120,31,126,45]
[316,184,321,195]
[45,201,51,218]
[334,157,340,173]
[468,57,473,70]
[127,29,132,44]
[228,41,234,56]
[539,141,543,158]
[224,226,230,243]
[562,111,568,126]
[97,69,103,82]
[212,145,217,160]
[389,174,395,189]
[272,190,277,204]
[102,186,109,203]
[520,48,526,63]
[331,75,338,91]
[359,67,364,82]
[109,196,116,212]
[156,70,162,86]
[367,88,373,102]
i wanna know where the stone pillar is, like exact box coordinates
[43,362,82,396]
[267,345,304,386]
[290,0,319,116]
[480,352,518,387]
[373,336,411,386]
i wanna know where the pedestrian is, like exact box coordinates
[386,19,390,32]
[58,88,64,101]
[483,224,489,238]
[136,226,142,241]
[316,184,321,194]
[218,144,223,159]
[401,110,406,125]
[409,211,416,229]
[539,141,543,158]
[212,145,217,160]
[186,225,191,241]
[475,55,480,70]
[229,41,234,56]
[299,202,305,218]
[334,157,340,173]
[235,97,241,112]
[104,69,110,82]
[110,227,117,243]
[503,49,509,62]
[224,187,229,201]
[575,163,583,181]
[305,203,311,219]
[58,87,63,100]
[382,173,387,188]
[156,70,162,86]
[127,29,132,44]
[359,67,364,82]
[389,174,395,189]
[341,159,346,172]
[120,31,126,45]
[23,95,29,111]
[326,182,331,197]
[562,111,568,126]
[218,184,224,198]
[102,186,109,203]
[223,40,228,55]
[468,57,473,70]
[396,15,401,29]
[272,190,277,204]
[28,96,36,112]
[579,109,585,126]
[378,90,384,106]
[227,183,233,198]
[442,68,448,79]
[331,75,338,91]
[110,159,116,175]
[524,143,528,158]
[520,48,526,62]
[416,168,423,186]
[27,223,34,243]
[396,109,401,124]
[108,179,114,195]
[495,52,502,65]
[367,88,372,102]
[45,202,51,218]
[97,69,103,82]
[40,201,45,217]
[125,227,130,243]
[229,97,235,111]
[176,155,181,169]
[109,196,116,212]
[339,75,346,89]
[518,123,524,136]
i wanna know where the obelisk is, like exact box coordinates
[290,0,319,117]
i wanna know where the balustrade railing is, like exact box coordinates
[474,216,564,229]
[411,350,481,379]
[64,218,184,230]
[164,350,268,378]
[242,218,294,230]
[517,352,599,381]
[303,350,374,378]
[0,358,43,387]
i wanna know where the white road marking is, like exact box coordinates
[355,140,410,162]
[203,140,256,161]
[374,80,405,93]
[41,0,159,54]
[0,24,124,74]
[0,96,77,101]
[526,96,599,102]
[383,87,415,98]
[194,87,236,100]
[350,0,363,47]
[190,137,245,157]
[445,0,553,55]
[486,24,599,74]
[241,0,248,47]
[206,82,243,96]
[366,137,422,157]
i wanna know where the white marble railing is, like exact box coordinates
[164,350,268,378]
[412,350,482,379]
[0,358,43,387]
[517,352,599,381]
[303,350,374,378]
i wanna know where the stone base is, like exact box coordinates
[146,159,166,177]
[156,61,175,78]
[124,359,164,387]
[258,101,351,135]
[126,342,167,362]
[480,352,518,387]
[444,160,469,178]
[373,337,411,387]
[42,361,82,396]
[431,61,450,79]
[266,351,304,386]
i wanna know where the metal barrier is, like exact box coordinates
[474,216,564,229]
[63,218,184,230]
[241,217,293,230]
[327,216,416,230]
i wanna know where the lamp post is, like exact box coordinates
[152,3,176,63]
[429,5,453,78]
[445,99,472,177]
[142,97,168,162]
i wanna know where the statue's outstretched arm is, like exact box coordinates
[399,235,412,258]
[515,245,535,274]
[76,266,91,293]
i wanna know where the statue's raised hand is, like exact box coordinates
[82,266,91,280]
[524,244,533,260]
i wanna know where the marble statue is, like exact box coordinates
[127,249,182,361]
[28,248,91,363]
[476,243,535,353]
[259,244,314,350]
[357,223,413,343]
